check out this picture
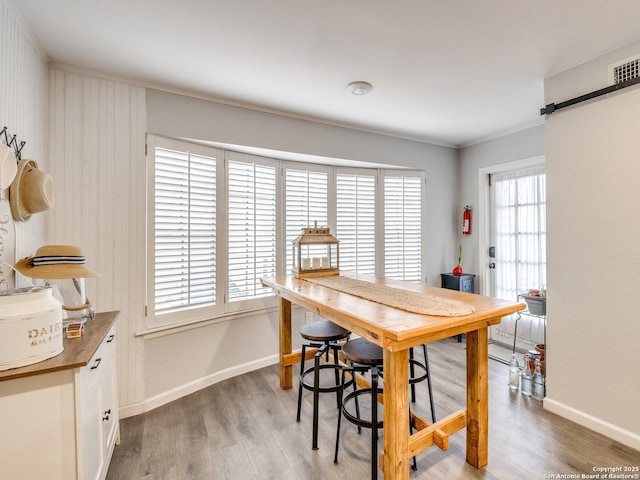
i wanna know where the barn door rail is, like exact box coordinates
[540,75,640,116]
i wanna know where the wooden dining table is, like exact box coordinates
[261,273,525,480]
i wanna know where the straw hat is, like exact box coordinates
[9,159,54,222]
[0,143,17,190]
[15,245,99,279]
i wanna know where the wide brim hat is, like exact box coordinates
[10,159,54,222]
[15,245,99,280]
[0,143,17,190]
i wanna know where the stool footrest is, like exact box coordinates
[408,358,429,384]
[342,388,384,429]
[300,363,353,393]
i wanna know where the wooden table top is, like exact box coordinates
[262,273,525,349]
[0,310,120,382]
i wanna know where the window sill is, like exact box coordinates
[137,304,282,340]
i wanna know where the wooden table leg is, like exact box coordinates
[279,297,293,390]
[383,348,410,480]
[466,327,489,468]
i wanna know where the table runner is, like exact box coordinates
[305,275,474,316]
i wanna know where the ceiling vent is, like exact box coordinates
[609,55,640,85]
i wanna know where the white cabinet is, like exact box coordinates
[79,324,119,480]
[0,312,120,480]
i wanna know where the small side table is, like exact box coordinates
[441,273,475,293]
[441,273,476,342]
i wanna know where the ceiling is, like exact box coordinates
[11,0,640,147]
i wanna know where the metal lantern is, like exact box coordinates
[292,222,339,278]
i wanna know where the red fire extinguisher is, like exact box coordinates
[462,205,472,235]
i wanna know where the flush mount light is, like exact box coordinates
[347,81,373,95]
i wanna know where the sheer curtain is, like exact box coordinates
[494,166,546,301]
[493,167,546,347]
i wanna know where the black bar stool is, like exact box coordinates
[409,344,436,422]
[333,338,419,480]
[296,320,351,450]
[334,338,384,480]
[335,339,431,478]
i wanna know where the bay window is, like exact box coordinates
[147,135,426,330]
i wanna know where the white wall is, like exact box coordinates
[543,41,640,450]
[47,68,147,411]
[0,0,48,281]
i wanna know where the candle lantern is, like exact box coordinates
[292,222,339,278]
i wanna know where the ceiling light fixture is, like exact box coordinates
[347,81,372,96]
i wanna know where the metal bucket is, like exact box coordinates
[0,287,63,371]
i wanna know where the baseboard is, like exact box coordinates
[119,402,145,419]
[544,397,640,451]
[136,353,280,415]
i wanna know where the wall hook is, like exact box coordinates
[1,126,26,161]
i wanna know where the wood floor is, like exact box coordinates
[106,337,639,479]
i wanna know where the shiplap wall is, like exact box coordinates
[0,0,48,277]
[48,68,147,408]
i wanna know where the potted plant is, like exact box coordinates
[453,244,463,276]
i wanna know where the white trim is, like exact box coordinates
[139,353,280,415]
[118,402,145,419]
[544,397,640,451]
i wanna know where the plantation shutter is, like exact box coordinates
[285,166,328,273]
[153,146,217,315]
[336,171,376,275]
[227,153,277,302]
[384,173,423,282]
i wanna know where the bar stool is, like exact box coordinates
[334,339,434,478]
[333,338,384,480]
[409,344,436,422]
[296,320,352,450]
[333,338,419,480]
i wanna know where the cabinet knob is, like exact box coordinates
[90,358,102,370]
[106,334,115,343]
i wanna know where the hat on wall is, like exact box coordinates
[0,143,17,190]
[9,159,54,222]
[15,245,99,279]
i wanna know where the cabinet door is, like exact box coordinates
[80,382,104,480]
[80,327,115,480]
[460,277,474,292]
[101,347,117,457]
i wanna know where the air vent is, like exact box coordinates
[609,55,640,85]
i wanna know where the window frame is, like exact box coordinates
[146,136,225,329]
